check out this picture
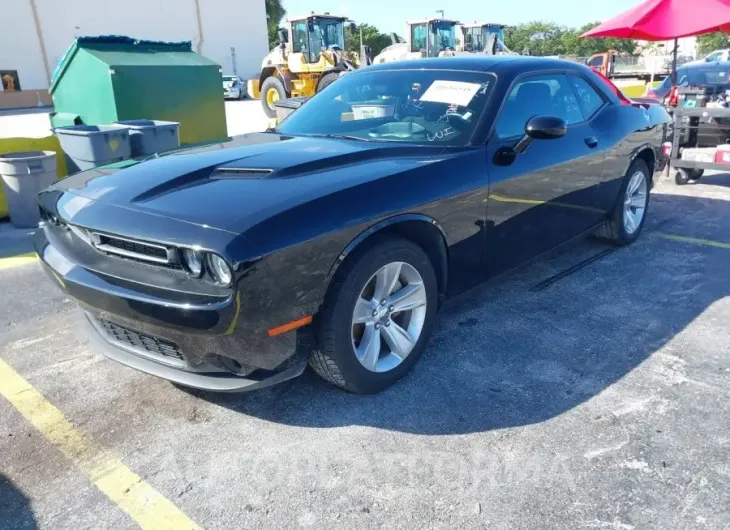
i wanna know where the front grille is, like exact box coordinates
[100,235,168,260]
[97,318,184,361]
[90,232,177,267]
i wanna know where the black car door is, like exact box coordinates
[483,72,608,276]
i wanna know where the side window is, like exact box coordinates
[411,24,427,53]
[292,20,308,54]
[587,55,603,67]
[568,75,605,120]
[494,74,583,139]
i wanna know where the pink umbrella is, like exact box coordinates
[581,0,730,82]
[581,0,730,40]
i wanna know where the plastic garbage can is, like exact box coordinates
[0,151,57,228]
[54,124,131,174]
[114,120,181,157]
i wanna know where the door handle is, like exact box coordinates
[584,136,598,148]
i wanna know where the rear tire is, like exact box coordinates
[260,76,287,118]
[688,168,704,180]
[317,72,340,92]
[310,236,438,394]
[594,159,651,245]
[674,168,690,185]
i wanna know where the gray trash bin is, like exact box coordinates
[54,124,131,174]
[274,97,309,123]
[0,151,57,228]
[114,120,181,157]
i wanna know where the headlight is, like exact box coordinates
[180,248,203,276]
[207,254,232,286]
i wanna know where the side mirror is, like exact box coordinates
[277,28,289,44]
[514,115,567,154]
[349,22,357,33]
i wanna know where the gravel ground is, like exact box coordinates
[0,146,729,527]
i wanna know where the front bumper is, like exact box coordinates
[80,312,307,392]
[34,225,313,392]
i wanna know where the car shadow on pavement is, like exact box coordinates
[0,475,37,530]
[187,192,729,435]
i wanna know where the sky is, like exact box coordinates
[281,0,643,34]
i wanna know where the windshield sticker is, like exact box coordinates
[428,127,456,142]
[421,80,482,107]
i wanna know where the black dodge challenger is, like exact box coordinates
[35,57,671,394]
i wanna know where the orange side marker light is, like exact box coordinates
[267,315,313,337]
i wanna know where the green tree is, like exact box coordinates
[696,32,730,56]
[575,22,637,56]
[504,21,637,58]
[265,0,286,49]
[505,22,569,56]
[345,24,393,56]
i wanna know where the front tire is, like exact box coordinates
[317,72,340,92]
[595,159,650,245]
[260,77,287,118]
[310,236,438,394]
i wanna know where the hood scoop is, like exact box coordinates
[211,167,274,179]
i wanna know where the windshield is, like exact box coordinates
[430,22,456,54]
[680,66,730,86]
[484,25,505,47]
[277,69,495,146]
[310,17,345,51]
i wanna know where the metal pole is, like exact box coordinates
[672,38,678,84]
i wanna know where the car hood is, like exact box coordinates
[49,133,448,232]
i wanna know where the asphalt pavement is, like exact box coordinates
[1,173,729,529]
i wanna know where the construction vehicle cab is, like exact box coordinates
[458,23,507,53]
[249,14,358,117]
[586,50,616,78]
[373,18,460,63]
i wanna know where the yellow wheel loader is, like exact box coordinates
[248,14,363,118]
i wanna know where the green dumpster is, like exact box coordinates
[49,36,227,145]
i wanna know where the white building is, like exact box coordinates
[1,0,269,91]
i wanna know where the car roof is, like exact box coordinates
[679,61,730,72]
[364,56,589,76]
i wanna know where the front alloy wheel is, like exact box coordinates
[351,262,427,373]
[310,236,438,393]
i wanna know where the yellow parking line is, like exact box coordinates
[487,194,605,214]
[0,357,200,530]
[657,233,730,250]
[0,252,38,271]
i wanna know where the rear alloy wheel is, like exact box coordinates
[622,170,648,236]
[310,237,438,393]
[594,159,650,245]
